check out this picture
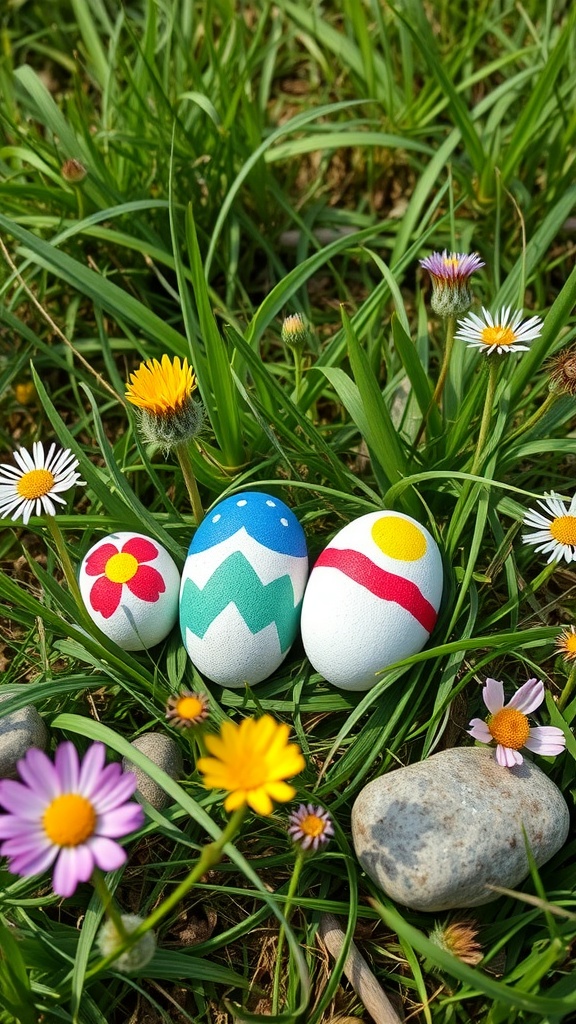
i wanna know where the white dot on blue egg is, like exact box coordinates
[237,499,247,507]
[212,513,221,523]
[266,500,276,507]
[280,517,288,527]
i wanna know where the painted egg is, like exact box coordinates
[78,532,181,650]
[300,511,443,691]
[179,491,308,687]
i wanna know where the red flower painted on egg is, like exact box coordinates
[85,537,165,619]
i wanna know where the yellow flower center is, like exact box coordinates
[300,813,327,839]
[104,552,139,584]
[488,708,530,750]
[176,695,204,721]
[16,468,55,500]
[550,515,576,546]
[443,257,460,269]
[480,325,516,348]
[43,793,97,846]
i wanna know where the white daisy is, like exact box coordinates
[522,492,576,563]
[455,305,543,355]
[0,442,84,525]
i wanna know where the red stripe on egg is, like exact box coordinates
[313,547,438,633]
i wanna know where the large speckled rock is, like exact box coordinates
[352,747,569,911]
[122,733,183,810]
[0,695,49,779]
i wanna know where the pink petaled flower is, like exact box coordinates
[0,742,144,897]
[419,251,485,317]
[85,536,165,619]
[288,803,334,852]
[468,678,566,768]
[419,250,485,283]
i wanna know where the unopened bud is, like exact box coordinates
[61,159,87,183]
[97,914,156,972]
[281,313,310,351]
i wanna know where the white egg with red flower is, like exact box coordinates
[301,511,443,691]
[78,532,181,650]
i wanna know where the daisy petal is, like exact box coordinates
[525,726,566,756]
[483,678,504,714]
[508,678,544,714]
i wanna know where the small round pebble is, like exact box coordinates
[351,746,570,911]
[0,695,49,779]
[122,733,183,811]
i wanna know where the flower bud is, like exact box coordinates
[97,914,156,972]
[61,159,87,183]
[281,313,310,351]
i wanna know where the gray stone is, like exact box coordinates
[351,746,570,912]
[122,733,183,810]
[0,694,49,779]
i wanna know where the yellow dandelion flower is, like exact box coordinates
[197,715,305,816]
[556,626,576,663]
[125,355,202,451]
[126,355,196,416]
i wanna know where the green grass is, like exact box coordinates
[1,0,576,1021]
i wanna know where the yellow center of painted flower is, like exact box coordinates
[176,695,205,721]
[550,515,576,546]
[43,793,97,846]
[300,813,327,839]
[372,516,427,561]
[16,468,55,500]
[105,552,139,584]
[480,325,516,348]
[488,708,530,750]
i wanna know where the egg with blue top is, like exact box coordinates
[301,511,443,691]
[179,492,308,687]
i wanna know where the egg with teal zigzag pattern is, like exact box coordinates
[179,492,308,687]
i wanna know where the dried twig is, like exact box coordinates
[318,913,404,1024]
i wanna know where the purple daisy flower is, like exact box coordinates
[419,250,484,316]
[0,742,144,897]
[420,250,485,282]
[468,678,566,768]
[288,803,334,852]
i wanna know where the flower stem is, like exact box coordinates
[470,358,499,477]
[44,514,83,609]
[508,389,558,445]
[293,349,304,405]
[558,663,576,712]
[271,851,305,1015]
[415,315,455,445]
[86,805,247,978]
[175,443,204,524]
[91,868,129,941]
[432,315,456,410]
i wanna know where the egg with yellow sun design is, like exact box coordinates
[301,511,443,690]
[78,532,181,650]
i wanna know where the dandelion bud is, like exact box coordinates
[547,346,576,397]
[281,313,310,351]
[428,920,483,966]
[61,159,87,183]
[125,355,203,452]
[420,251,484,317]
[97,914,156,972]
